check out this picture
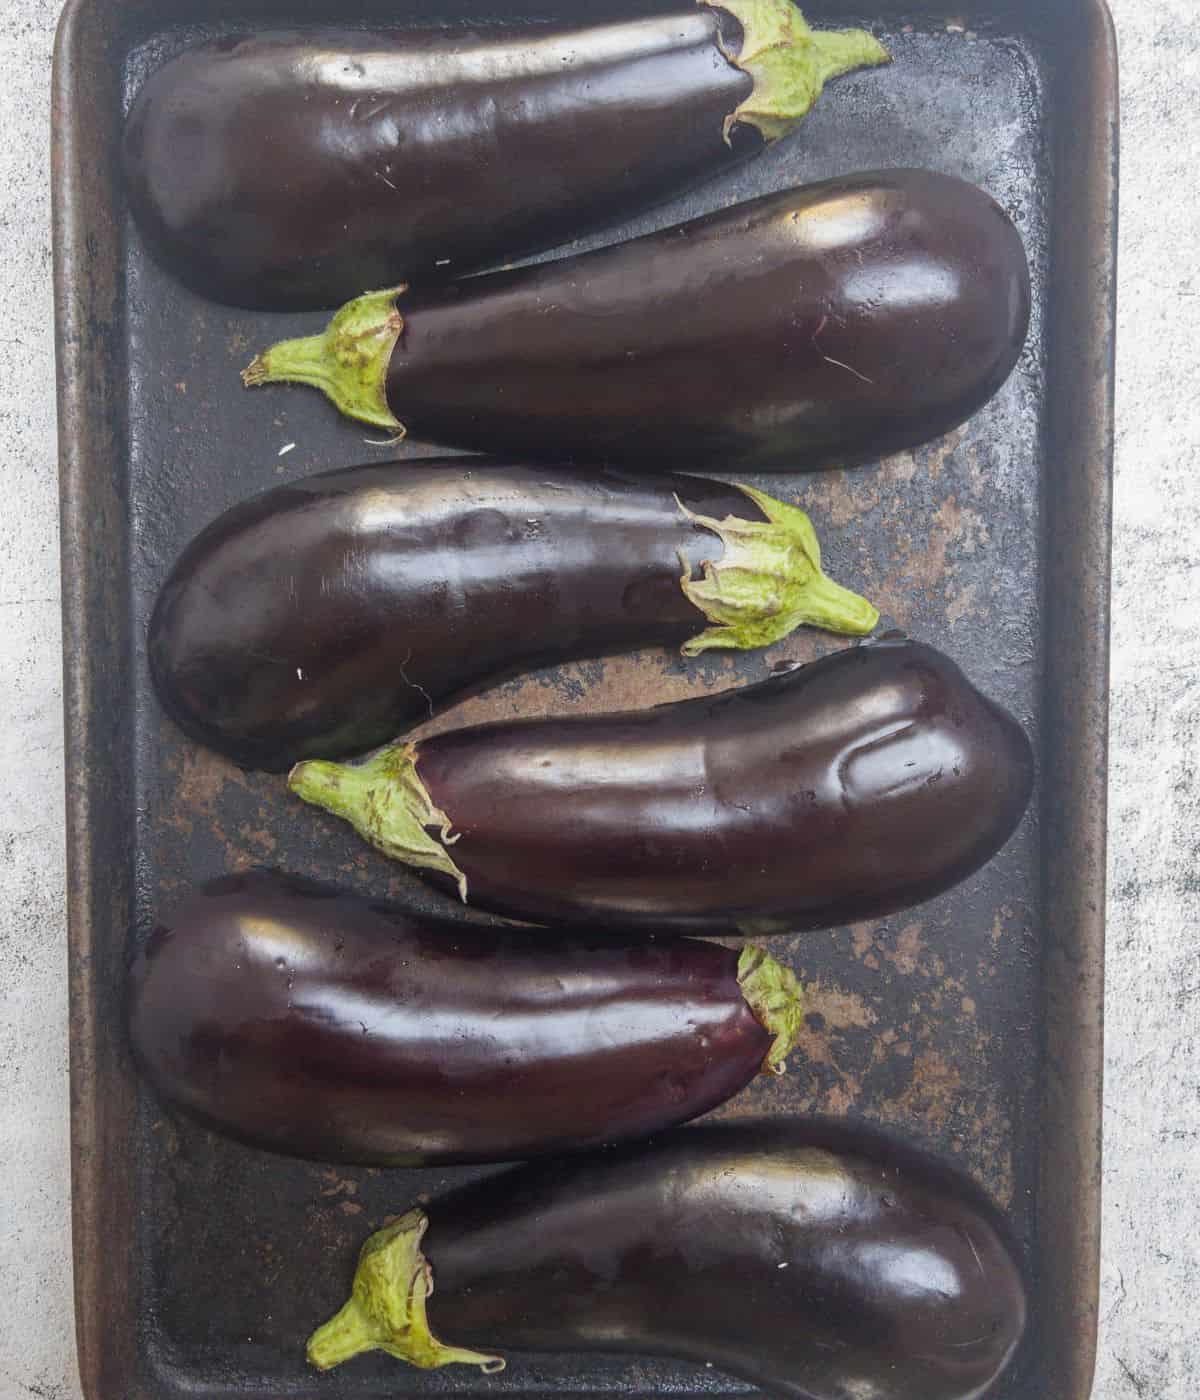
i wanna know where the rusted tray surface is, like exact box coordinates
[52,0,1116,1396]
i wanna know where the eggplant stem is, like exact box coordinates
[677,484,878,655]
[737,946,805,1073]
[289,744,469,901]
[307,1209,506,1374]
[243,286,407,433]
[703,0,891,144]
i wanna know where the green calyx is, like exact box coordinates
[307,1209,506,1375]
[737,945,805,1074]
[242,286,406,433]
[702,0,891,143]
[289,743,468,901]
[678,484,878,656]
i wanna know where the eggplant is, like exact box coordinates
[307,1119,1027,1400]
[127,869,803,1166]
[122,3,888,310]
[244,169,1031,471]
[148,463,877,771]
[290,635,1034,933]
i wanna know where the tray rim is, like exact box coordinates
[1031,0,1118,1395]
[51,2,1118,1396]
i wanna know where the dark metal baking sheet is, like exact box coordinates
[52,0,1116,1395]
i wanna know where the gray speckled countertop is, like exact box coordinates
[0,1,1195,1396]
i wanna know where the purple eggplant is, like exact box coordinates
[289,641,1030,935]
[290,635,1034,934]
[147,462,876,771]
[307,1119,1027,1400]
[122,3,888,309]
[244,169,1031,471]
[127,869,804,1165]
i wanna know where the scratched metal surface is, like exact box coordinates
[53,0,1116,1396]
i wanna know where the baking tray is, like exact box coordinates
[52,0,1116,1395]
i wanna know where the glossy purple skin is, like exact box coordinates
[121,14,754,309]
[384,169,1032,470]
[408,636,1034,932]
[126,869,773,1166]
[147,461,751,771]
[411,1120,1028,1399]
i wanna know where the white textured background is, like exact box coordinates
[0,1,1195,1396]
